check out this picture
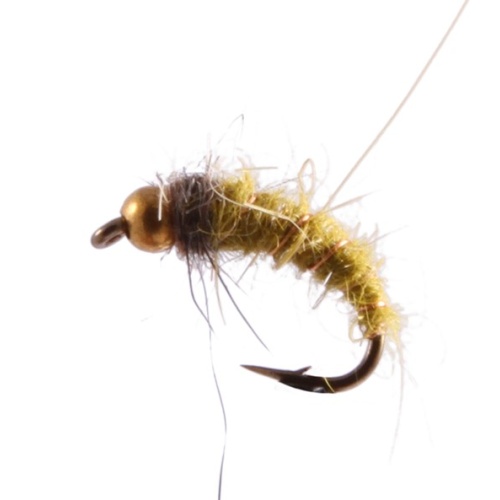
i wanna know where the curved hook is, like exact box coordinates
[241,335,384,393]
[91,217,126,249]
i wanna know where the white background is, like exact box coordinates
[1,1,498,499]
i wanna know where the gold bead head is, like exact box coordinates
[120,186,174,253]
[91,185,174,251]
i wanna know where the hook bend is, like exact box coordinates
[242,335,385,393]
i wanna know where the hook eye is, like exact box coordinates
[91,217,126,249]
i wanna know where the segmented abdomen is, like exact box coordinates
[211,173,399,339]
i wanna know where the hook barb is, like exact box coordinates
[242,335,385,393]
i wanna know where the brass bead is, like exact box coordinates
[120,186,174,253]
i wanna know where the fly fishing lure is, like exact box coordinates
[91,165,398,393]
[91,0,468,394]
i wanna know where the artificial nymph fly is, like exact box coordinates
[91,0,469,394]
[91,163,399,393]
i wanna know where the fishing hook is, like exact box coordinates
[242,334,384,393]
